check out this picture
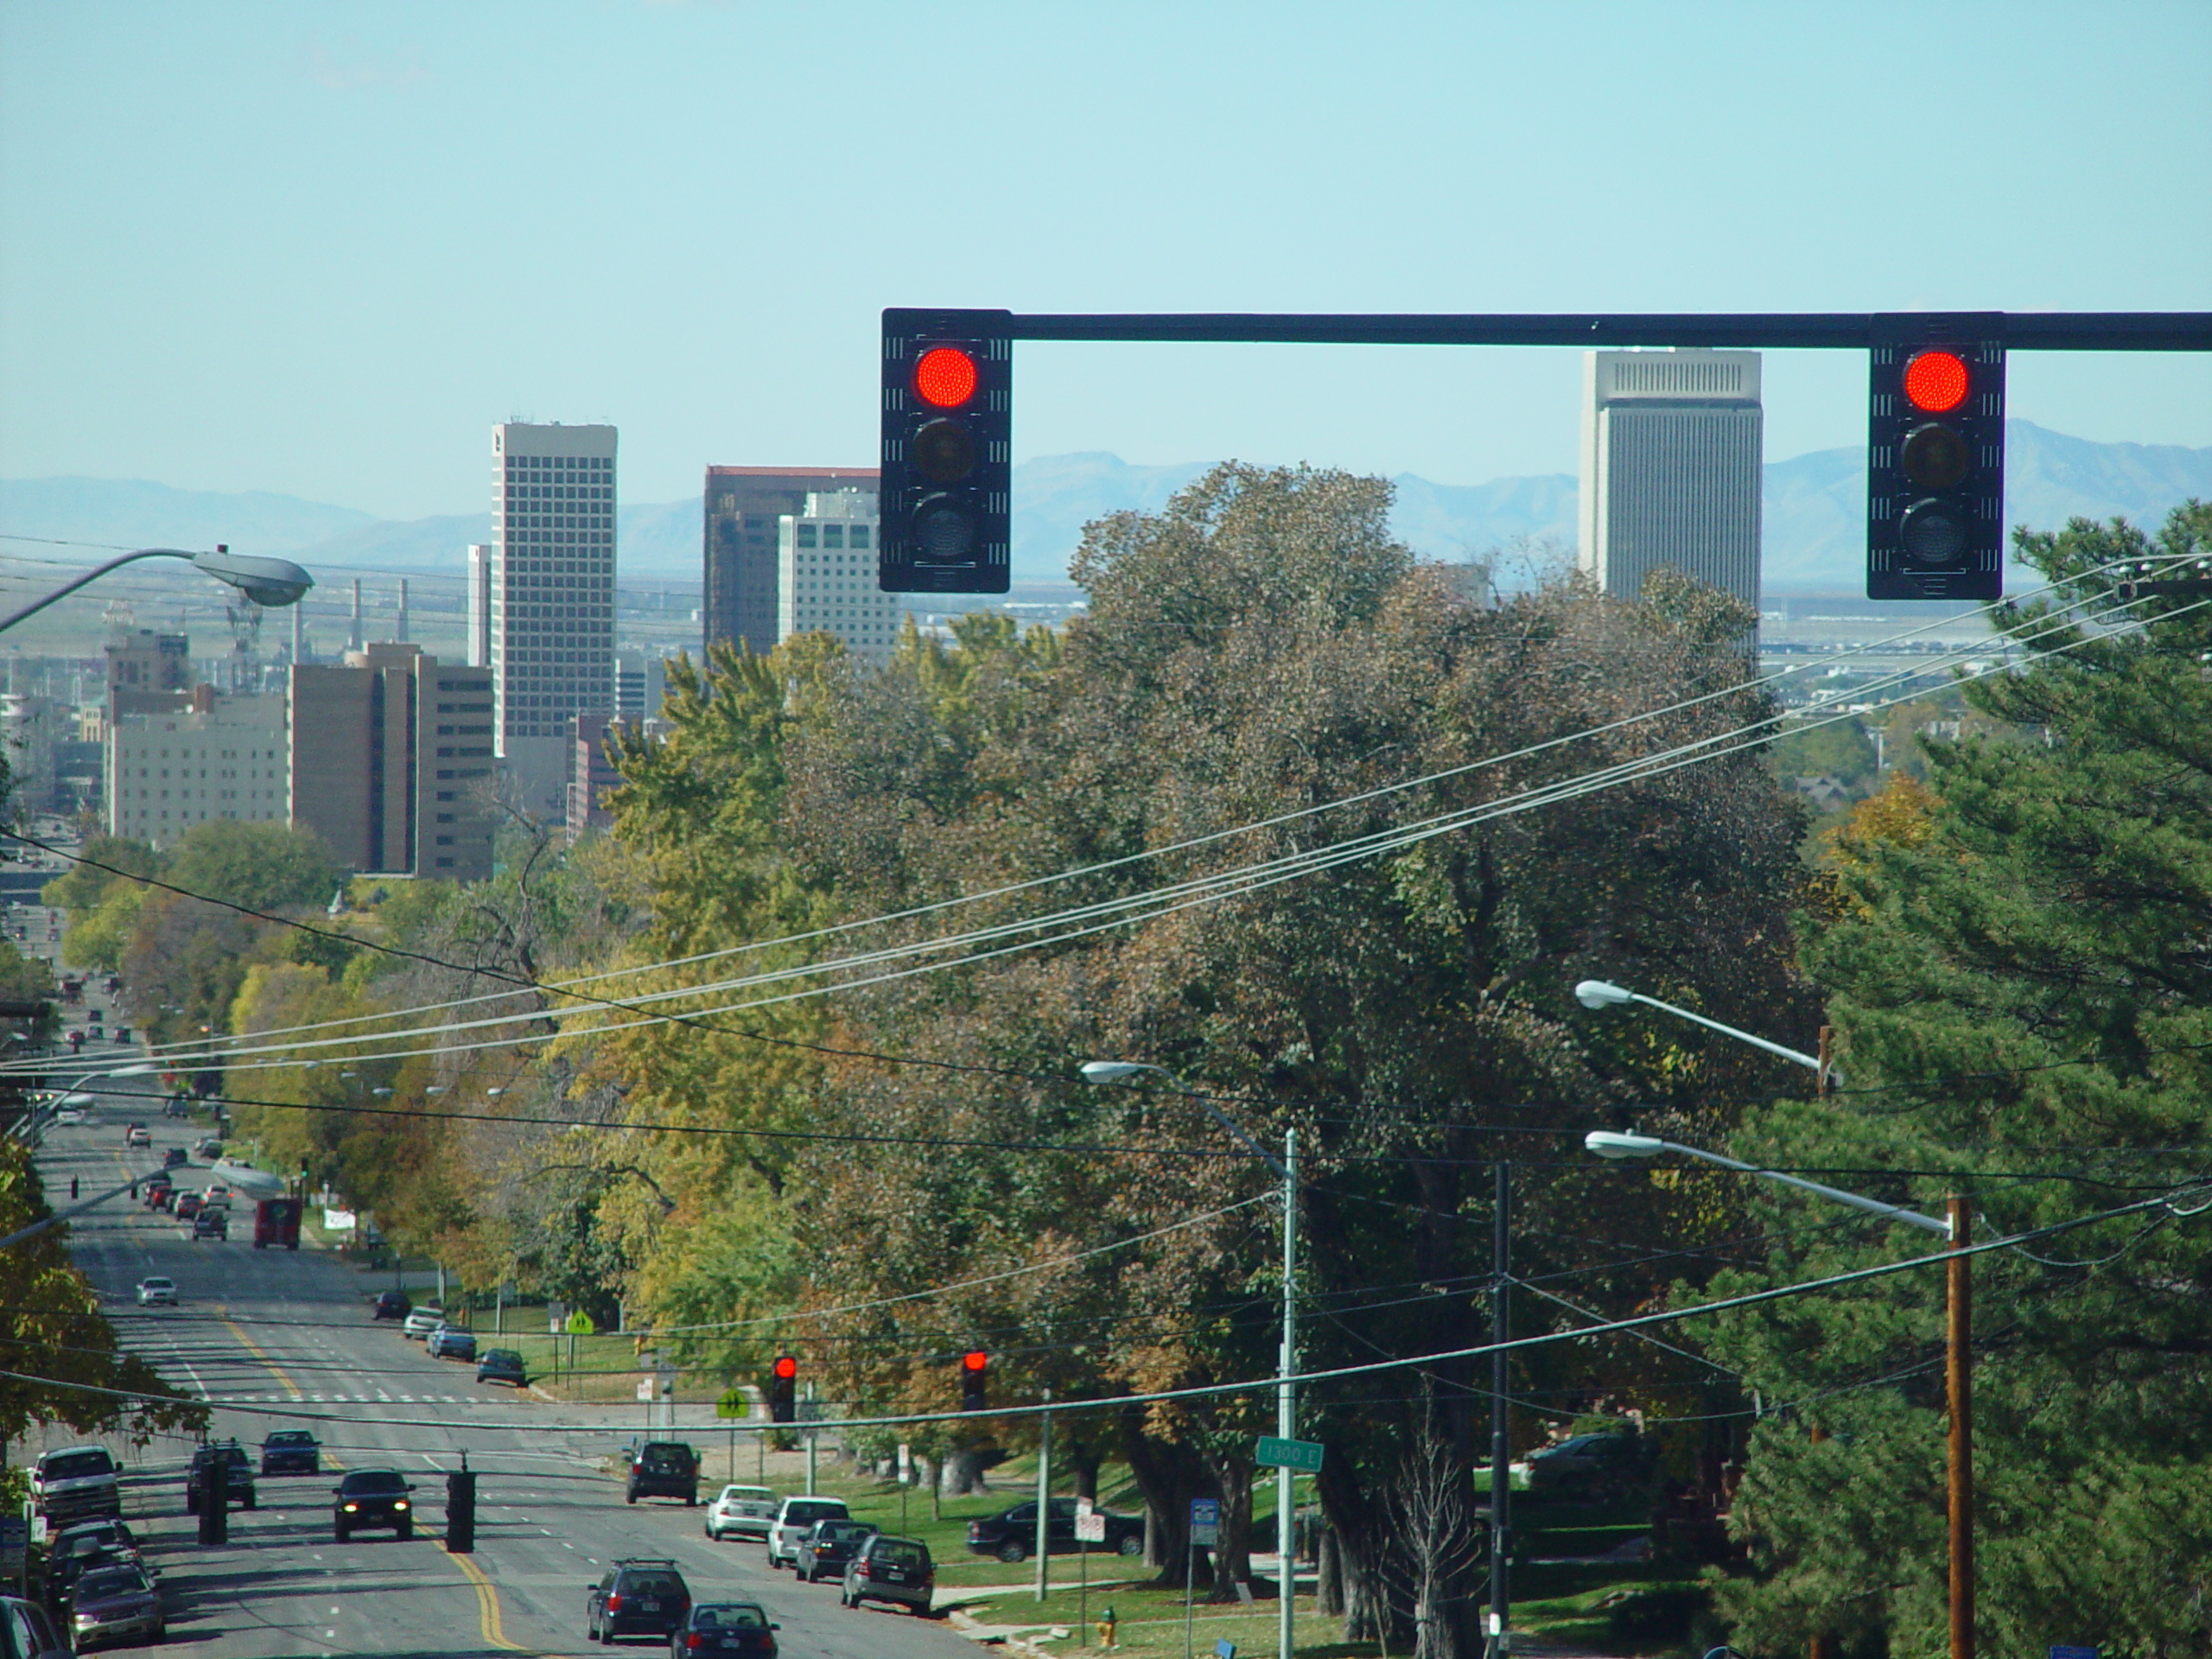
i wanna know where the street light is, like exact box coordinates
[1082,1059,1298,1659]
[1587,1130,1973,1659]
[1573,980,1839,1086]
[0,545,315,635]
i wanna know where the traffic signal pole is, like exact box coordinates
[1486,1162,1511,1659]
[1276,1129,1297,1659]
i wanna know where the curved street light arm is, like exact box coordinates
[1600,1132,1950,1237]
[0,549,200,634]
[1080,1059,1288,1179]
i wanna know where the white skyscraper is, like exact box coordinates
[1577,349,1763,612]
[777,491,899,666]
[490,423,617,814]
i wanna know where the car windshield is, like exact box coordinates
[42,1451,113,1480]
[483,1349,518,1364]
[345,1471,406,1493]
[693,1605,767,1629]
[818,1521,869,1540]
[639,1446,691,1470]
[141,1279,172,1289]
[785,1501,843,1523]
[622,1572,683,1596]
[875,1540,929,1567]
[266,1433,314,1446]
[75,1569,147,1599]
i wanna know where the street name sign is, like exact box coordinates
[1255,1436,1324,1472]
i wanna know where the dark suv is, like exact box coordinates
[260,1431,321,1476]
[333,1469,416,1541]
[842,1534,936,1616]
[586,1558,690,1643]
[372,1290,409,1320]
[185,1442,256,1513]
[792,1518,877,1583]
[625,1441,700,1506]
[965,1497,1143,1562]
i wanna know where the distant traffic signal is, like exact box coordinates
[770,1355,798,1424]
[1867,315,2006,600]
[880,308,1013,595]
[960,1350,988,1413]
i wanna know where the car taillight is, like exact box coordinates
[855,1560,872,1579]
[606,1594,620,1611]
[686,1637,703,1650]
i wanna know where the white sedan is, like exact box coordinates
[705,1484,780,1541]
[137,1277,178,1306]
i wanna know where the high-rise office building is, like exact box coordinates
[289,645,494,880]
[614,652,669,725]
[1577,349,1763,612]
[491,423,618,817]
[703,466,879,657]
[466,544,493,668]
[778,492,899,666]
[106,689,288,846]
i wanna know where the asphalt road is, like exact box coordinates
[31,1106,978,1659]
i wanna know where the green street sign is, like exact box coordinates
[563,1310,594,1335]
[1255,1435,1324,1472]
[715,1389,752,1421]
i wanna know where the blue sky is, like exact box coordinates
[2,1,2207,519]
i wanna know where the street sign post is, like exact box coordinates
[1186,1497,1221,1659]
[1254,1436,1323,1473]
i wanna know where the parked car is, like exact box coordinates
[703,1484,779,1541]
[965,1497,1145,1562]
[135,1277,176,1306]
[766,1497,850,1569]
[792,1518,877,1584]
[162,1096,191,1118]
[62,1562,162,1650]
[123,1124,149,1147]
[842,1534,936,1616]
[39,1522,141,1614]
[29,1446,119,1524]
[189,1210,227,1240]
[1525,1431,1657,1500]
[372,1289,410,1320]
[666,1601,778,1656]
[426,1325,477,1362]
[401,1304,446,1340]
[260,1431,321,1476]
[332,1469,415,1541]
[185,1442,255,1513]
[0,1592,71,1659]
[625,1440,700,1506]
[585,1559,690,1643]
[192,1138,223,1160]
[475,1348,528,1387]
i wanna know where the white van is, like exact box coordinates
[766,1495,850,1569]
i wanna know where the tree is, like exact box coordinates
[1702,502,2212,1656]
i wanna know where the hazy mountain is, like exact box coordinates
[8,421,2204,600]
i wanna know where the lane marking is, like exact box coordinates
[447,1547,542,1655]
[217,1306,306,1400]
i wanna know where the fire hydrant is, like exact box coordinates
[1096,1605,1117,1649]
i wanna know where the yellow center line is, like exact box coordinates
[215,1306,305,1401]
[447,1547,543,1655]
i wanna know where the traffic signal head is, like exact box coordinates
[880,308,1013,594]
[769,1354,798,1424]
[960,1350,988,1412]
[1867,318,2006,601]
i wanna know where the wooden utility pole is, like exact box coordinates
[1948,1193,1974,1659]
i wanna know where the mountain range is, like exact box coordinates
[4,421,2205,597]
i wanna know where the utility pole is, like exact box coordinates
[1277,1128,1298,1659]
[1948,1193,1974,1659]
[804,1381,817,1497]
[1486,1161,1510,1659]
[1035,1389,1052,1602]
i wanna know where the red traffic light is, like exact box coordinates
[1902,350,1970,415]
[962,1351,988,1373]
[913,346,979,410]
[772,1355,798,1380]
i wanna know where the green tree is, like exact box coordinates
[1703,501,2212,1656]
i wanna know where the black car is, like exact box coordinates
[372,1289,410,1320]
[161,1147,188,1168]
[1525,1431,1657,1499]
[40,1521,140,1613]
[475,1348,528,1387]
[667,1601,778,1656]
[185,1442,255,1513]
[625,1441,700,1506]
[63,1562,162,1650]
[965,1497,1144,1562]
[842,1534,936,1617]
[333,1469,416,1541]
[792,1519,877,1584]
[191,1210,227,1240]
[260,1431,321,1476]
[586,1558,690,1643]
